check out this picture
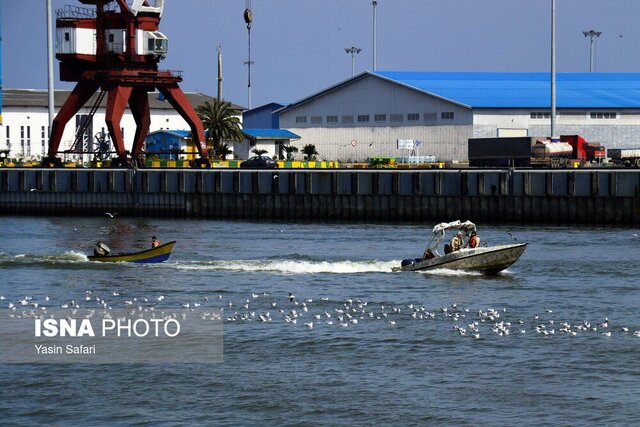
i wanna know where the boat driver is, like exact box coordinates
[152,236,161,248]
[451,232,464,252]
[467,230,480,248]
[94,241,109,256]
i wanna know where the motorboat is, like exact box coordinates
[394,221,527,274]
[88,241,176,263]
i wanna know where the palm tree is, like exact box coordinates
[283,145,298,161]
[215,143,234,160]
[195,99,244,153]
[302,144,319,161]
[252,148,268,157]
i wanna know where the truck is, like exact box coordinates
[468,135,606,168]
[607,148,640,168]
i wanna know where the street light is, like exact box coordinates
[583,29,602,73]
[372,0,378,71]
[345,47,362,77]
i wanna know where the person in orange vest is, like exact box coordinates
[467,230,480,248]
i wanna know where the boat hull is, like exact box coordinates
[396,243,527,274]
[88,241,176,263]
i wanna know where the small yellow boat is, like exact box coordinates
[88,241,176,263]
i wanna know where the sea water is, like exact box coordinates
[0,216,639,425]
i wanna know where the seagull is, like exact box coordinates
[288,293,295,303]
[105,212,117,218]
[507,232,517,241]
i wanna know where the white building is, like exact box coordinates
[278,71,640,162]
[0,88,242,161]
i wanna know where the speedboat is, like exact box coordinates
[88,241,176,263]
[394,221,527,274]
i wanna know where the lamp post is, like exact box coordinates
[345,46,362,77]
[243,6,253,110]
[583,29,602,73]
[372,0,378,71]
[550,0,556,139]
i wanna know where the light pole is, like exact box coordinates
[243,5,254,110]
[372,0,378,71]
[550,0,556,139]
[345,46,362,77]
[583,29,602,73]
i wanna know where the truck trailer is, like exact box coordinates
[468,135,605,168]
[607,148,640,168]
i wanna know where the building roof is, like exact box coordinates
[1,89,244,111]
[278,71,640,112]
[242,128,300,140]
[146,130,191,138]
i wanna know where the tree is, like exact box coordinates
[215,143,234,160]
[283,145,298,161]
[252,148,268,157]
[195,99,244,153]
[302,144,319,161]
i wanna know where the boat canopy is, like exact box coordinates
[426,220,476,252]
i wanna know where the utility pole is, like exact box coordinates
[217,45,223,102]
[345,46,362,77]
[46,0,55,131]
[583,29,602,73]
[372,0,378,71]
[550,0,556,139]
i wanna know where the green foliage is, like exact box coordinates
[252,148,268,156]
[215,143,234,160]
[302,144,319,161]
[283,145,299,161]
[195,99,244,154]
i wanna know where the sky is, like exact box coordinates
[2,0,640,109]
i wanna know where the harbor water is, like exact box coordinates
[0,217,639,425]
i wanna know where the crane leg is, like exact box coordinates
[158,85,210,165]
[43,80,100,167]
[129,89,151,167]
[105,85,133,167]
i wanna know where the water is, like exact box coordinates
[1,216,639,425]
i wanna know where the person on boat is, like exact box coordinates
[152,236,161,248]
[94,241,110,256]
[423,249,436,259]
[451,232,464,252]
[467,230,481,248]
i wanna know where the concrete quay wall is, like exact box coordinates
[0,169,638,224]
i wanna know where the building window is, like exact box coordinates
[20,126,25,157]
[407,113,420,121]
[26,126,31,156]
[311,116,322,124]
[530,112,550,119]
[41,126,46,155]
[374,114,386,122]
[295,116,307,123]
[390,114,403,123]
[5,126,10,151]
[326,115,338,124]
[64,32,70,42]
[441,112,454,120]
[342,115,354,124]
[357,115,370,123]
[590,112,617,119]
[108,33,115,43]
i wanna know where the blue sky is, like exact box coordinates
[2,0,640,109]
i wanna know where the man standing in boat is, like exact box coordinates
[467,230,480,248]
[152,236,161,248]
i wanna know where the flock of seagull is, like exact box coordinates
[2,291,639,341]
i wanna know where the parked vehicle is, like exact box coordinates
[468,135,605,168]
[240,156,279,169]
[607,148,640,168]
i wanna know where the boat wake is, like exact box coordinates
[173,259,399,274]
[0,251,89,266]
[416,268,485,277]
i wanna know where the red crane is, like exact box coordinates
[43,0,209,167]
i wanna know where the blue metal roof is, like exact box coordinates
[374,71,640,108]
[147,129,191,138]
[242,128,300,139]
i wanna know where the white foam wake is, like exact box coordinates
[174,259,399,274]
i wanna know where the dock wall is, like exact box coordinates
[0,169,639,224]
